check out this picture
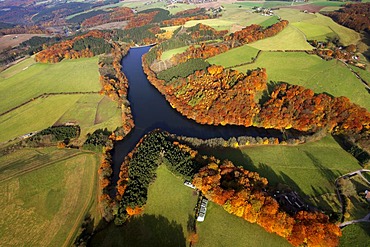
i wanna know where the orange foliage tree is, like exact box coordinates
[193,160,342,246]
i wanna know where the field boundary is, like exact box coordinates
[62,153,99,247]
[230,49,370,89]
[0,151,95,183]
[0,91,100,117]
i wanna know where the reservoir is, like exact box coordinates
[111,46,282,183]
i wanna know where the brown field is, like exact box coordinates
[0,34,50,51]
[282,4,325,13]
[88,21,128,30]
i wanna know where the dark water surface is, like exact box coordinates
[111,46,281,183]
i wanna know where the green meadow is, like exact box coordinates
[197,202,292,247]
[248,25,314,50]
[0,94,121,143]
[235,51,370,110]
[0,147,100,247]
[0,57,122,142]
[161,46,191,61]
[0,57,101,114]
[207,44,259,68]
[280,11,361,46]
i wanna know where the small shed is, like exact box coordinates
[365,190,370,202]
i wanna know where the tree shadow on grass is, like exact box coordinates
[304,150,340,185]
[89,214,186,247]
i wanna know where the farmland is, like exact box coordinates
[276,10,360,46]
[0,57,101,114]
[0,56,122,143]
[206,44,259,68]
[247,25,314,50]
[234,51,370,110]
[0,147,100,247]
[0,34,50,51]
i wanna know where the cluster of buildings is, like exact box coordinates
[184,180,209,222]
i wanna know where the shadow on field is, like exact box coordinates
[88,214,186,247]
[197,146,305,196]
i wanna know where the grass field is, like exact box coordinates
[0,56,36,79]
[274,9,360,46]
[55,94,122,139]
[248,25,314,51]
[339,223,370,247]
[90,165,197,246]
[184,19,236,31]
[161,46,190,61]
[234,51,370,110]
[196,202,292,247]
[291,21,334,41]
[214,4,278,28]
[0,94,122,143]
[200,135,361,200]
[0,147,100,247]
[0,94,81,143]
[259,16,280,28]
[0,57,100,114]
[207,44,259,68]
[0,56,122,142]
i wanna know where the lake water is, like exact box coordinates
[111,46,282,183]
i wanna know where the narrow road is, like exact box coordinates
[335,169,370,227]
[340,213,370,228]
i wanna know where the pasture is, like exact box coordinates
[0,57,101,114]
[0,56,122,142]
[55,94,122,140]
[207,44,259,68]
[196,202,292,247]
[90,165,197,246]
[0,56,36,79]
[235,51,370,110]
[199,135,361,210]
[248,25,314,50]
[184,19,236,31]
[0,147,99,247]
[161,46,191,61]
[0,93,122,143]
[288,12,360,46]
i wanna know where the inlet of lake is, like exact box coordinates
[111,46,282,184]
